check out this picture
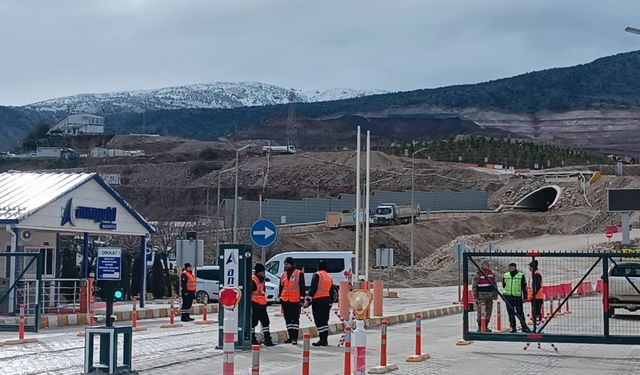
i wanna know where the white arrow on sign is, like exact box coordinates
[252,227,275,239]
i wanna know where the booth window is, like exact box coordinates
[0,245,8,278]
[25,247,55,277]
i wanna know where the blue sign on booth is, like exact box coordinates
[97,247,122,281]
[251,219,277,248]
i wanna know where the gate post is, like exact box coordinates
[462,252,469,341]
[602,257,609,337]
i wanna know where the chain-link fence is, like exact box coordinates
[463,250,640,345]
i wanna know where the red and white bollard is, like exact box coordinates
[219,287,242,375]
[3,304,38,345]
[195,299,216,325]
[406,313,430,362]
[251,344,261,375]
[223,315,235,375]
[302,333,311,375]
[132,300,147,332]
[160,298,183,328]
[456,283,471,346]
[77,280,95,337]
[343,326,352,375]
[353,319,367,375]
[369,320,398,373]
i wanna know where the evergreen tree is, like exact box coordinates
[151,255,166,299]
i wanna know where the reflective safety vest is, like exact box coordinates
[313,270,333,299]
[476,270,496,293]
[503,271,524,297]
[182,270,197,292]
[280,269,302,302]
[251,275,267,306]
[528,269,544,300]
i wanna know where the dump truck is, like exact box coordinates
[373,203,420,225]
[325,210,372,229]
[262,145,296,154]
[325,211,356,229]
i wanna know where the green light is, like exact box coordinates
[114,290,123,299]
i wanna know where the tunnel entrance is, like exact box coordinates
[513,185,561,212]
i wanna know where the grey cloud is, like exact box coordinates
[1,0,640,105]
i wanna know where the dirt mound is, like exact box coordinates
[418,233,506,270]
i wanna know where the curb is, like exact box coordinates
[2,304,218,329]
[275,305,463,343]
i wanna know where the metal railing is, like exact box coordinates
[18,278,84,315]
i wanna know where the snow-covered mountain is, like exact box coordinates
[23,82,386,114]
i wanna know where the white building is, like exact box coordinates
[0,172,155,323]
[48,114,105,135]
[90,148,145,158]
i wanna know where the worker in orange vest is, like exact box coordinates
[279,257,306,345]
[252,263,275,346]
[529,260,545,324]
[180,263,197,322]
[309,260,334,346]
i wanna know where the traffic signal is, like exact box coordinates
[114,288,126,301]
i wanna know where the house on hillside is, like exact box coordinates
[48,114,105,135]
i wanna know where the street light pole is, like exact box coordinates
[625,26,640,36]
[410,147,428,279]
[233,144,252,243]
[217,167,236,254]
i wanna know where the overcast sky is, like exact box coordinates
[2,0,640,106]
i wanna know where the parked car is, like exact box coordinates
[265,270,279,303]
[195,266,220,303]
[195,265,278,304]
[265,251,354,302]
[607,262,640,317]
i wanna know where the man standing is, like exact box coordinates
[309,260,334,347]
[252,263,275,346]
[279,257,306,345]
[180,263,196,322]
[472,259,497,332]
[503,263,530,333]
[529,260,544,324]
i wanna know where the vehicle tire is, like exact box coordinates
[196,290,210,304]
[332,286,340,304]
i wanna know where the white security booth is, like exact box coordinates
[0,172,155,326]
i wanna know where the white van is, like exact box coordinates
[195,266,220,303]
[265,251,354,299]
[196,265,279,304]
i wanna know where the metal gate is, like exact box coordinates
[463,250,640,345]
[0,253,43,332]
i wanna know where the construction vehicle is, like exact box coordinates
[373,203,420,225]
[262,144,296,154]
[325,209,373,229]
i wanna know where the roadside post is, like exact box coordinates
[220,287,242,375]
[218,244,253,349]
[349,289,373,375]
[84,247,134,375]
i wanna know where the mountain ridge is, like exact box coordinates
[22,81,387,114]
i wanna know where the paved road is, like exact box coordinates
[5,310,639,374]
[140,313,640,375]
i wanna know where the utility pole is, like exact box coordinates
[354,126,361,284]
[364,131,371,282]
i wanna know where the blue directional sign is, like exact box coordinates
[97,247,122,281]
[251,219,278,247]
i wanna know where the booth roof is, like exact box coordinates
[0,172,155,233]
